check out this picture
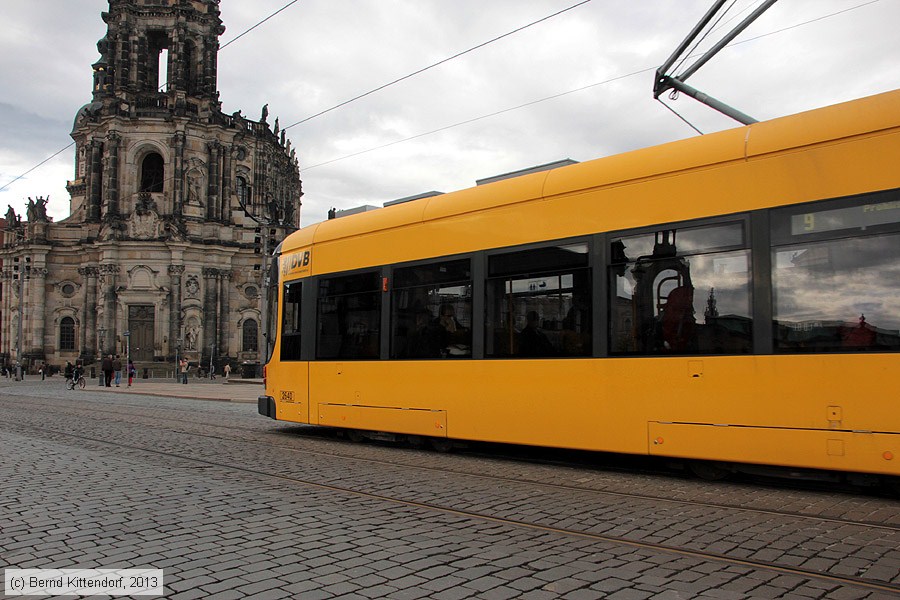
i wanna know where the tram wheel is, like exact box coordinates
[346,429,365,443]
[429,437,453,453]
[688,460,731,481]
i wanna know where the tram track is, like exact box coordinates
[6,418,900,598]
[5,396,900,536]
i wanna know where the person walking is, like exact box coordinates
[223,363,231,380]
[128,359,136,387]
[179,358,189,384]
[102,354,114,387]
[113,354,123,387]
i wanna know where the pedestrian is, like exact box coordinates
[113,354,123,387]
[180,358,189,384]
[128,359,136,387]
[102,354,114,387]
[39,361,46,380]
[223,363,231,380]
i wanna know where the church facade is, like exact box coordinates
[1,0,302,374]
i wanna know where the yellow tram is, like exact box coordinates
[259,90,900,481]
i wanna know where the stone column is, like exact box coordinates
[206,141,220,220]
[29,268,48,357]
[1,272,10,355]
[88,140,103,222]
[202,268,218,363]
[218,270,231,359]
[168,265,184,358]
[104,132,121,218]
[100,265,119,355]
[173,132,185,217]
[221,145,232,224]
[79,267,99,360]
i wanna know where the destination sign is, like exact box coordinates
[791,199,900,235]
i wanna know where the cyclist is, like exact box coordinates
[65,362,86,390]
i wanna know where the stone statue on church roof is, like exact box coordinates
[5,205,19,227]
[26,196,49,223]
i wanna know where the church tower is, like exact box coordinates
[1,0,302,375]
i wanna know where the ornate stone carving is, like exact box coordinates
[184,274,200,299]
[129,192,162,239]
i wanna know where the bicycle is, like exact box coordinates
[66,373,86,390]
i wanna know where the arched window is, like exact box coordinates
[242,319,258,352]
[140,152,164,193]
[236,176,250,206]
[60,317,76,352]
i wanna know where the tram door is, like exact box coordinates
[128,305,155,362]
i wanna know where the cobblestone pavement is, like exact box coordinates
[70,375,261,403]
[1,380,899,599]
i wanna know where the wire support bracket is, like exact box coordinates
[653,0,780,125]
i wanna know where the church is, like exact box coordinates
[0,0,302,375]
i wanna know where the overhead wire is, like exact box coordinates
[671,0,737,78]
[303,0,882,170]
[282,0,592,130]
[220,1,300,50]
[0,0,302,195]
[303,66,657,170]
[1,0,884,192]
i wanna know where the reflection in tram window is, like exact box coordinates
[316,272,381,359]
[773,233,900,351]
[280,281,302,361]
[391,259,472,359]
[487,243,591,358]
[609,222,752,355]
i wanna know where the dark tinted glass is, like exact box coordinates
[317,272,381,360]
[609,222,751,355]
[391,259,472,359]
[486,243,591,358]
[280,280,302,361]
[773,233,900,352]
[489,243,588,278]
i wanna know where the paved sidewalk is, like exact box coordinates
[93,378,262,403]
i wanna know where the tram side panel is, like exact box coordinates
[299,354,899,476]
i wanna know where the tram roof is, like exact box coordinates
[282,88,900,255]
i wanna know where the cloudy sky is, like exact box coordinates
[1,0,898,226]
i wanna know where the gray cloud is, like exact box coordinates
[2,0,898,225]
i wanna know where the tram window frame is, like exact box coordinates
[316,270,382,360]
[280,279,303,361]
[264,255,280,365]
[607,215,754,356]
[390,257,473,359]
[770,189,900,353]
[485,238,592,359]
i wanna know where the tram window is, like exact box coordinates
[391,258,472,359]
[281,281,302,361]
[609,222,752,355]
[486,243,591,358]
[316,271,381,360]
[772,232,900,352]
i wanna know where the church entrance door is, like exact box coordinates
[129,305,155,362]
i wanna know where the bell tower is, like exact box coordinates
[93,0,224,116]
[49,0,302,373]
